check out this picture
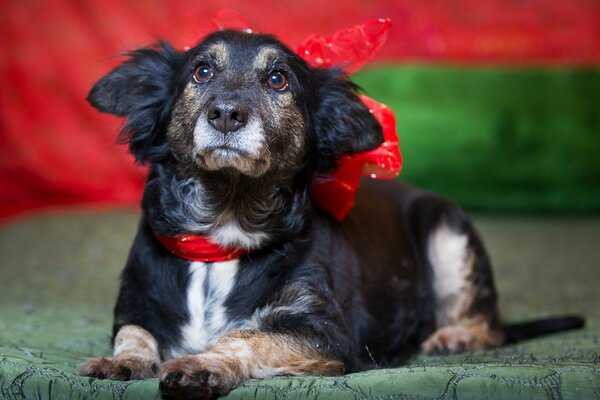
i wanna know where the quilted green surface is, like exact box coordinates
[1,212,599,399]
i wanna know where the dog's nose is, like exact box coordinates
[207,101,249,134]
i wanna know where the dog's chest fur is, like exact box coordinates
[169,260,254,358]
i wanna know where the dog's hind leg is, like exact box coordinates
[158,330,344,400]
[78,325,161,380]
[408,196,504,354]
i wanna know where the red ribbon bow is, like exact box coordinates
[156,14,403,262]
[297,18,403,221]
[310,94,402,221]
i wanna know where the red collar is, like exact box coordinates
[155,232,249,262]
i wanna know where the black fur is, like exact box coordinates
[86,30,583,390]
[88,42,183,163]
[503,316,585,344]
[311,71,383,172]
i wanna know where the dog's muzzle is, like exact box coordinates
[192,107,270,176]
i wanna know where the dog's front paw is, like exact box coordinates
[159,355,237,400]
[78,356,159,381]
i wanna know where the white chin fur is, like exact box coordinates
[193,117,270,176]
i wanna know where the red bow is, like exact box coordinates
[297,18,402,221]
[156,14,402,262]
[310,94,402,220]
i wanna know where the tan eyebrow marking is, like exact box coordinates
[253,46,280,70]
[206,43,230,68]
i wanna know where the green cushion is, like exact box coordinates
[1,212,599,399]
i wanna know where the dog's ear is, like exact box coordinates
[88,42,182,163]
[312,70,383,172]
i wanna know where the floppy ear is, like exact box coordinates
[312,70,383,172]
[88,42,182,163]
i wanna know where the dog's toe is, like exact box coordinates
[79,356,158,381]
[159,357,223,400]
[422,322,503,355]
[78,357,113,379]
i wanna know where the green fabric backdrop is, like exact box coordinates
[354,67,600,213]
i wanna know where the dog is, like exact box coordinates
[78,29,583,399]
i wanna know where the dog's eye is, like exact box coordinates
[267,71,288,91]
[193,65,213,83]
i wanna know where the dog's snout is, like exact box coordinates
[207,101,249,134]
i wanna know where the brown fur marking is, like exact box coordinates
[78,325,161,380]
[159,330,343,399]
[422,318,504,355]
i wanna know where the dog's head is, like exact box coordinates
[89,30,383,179]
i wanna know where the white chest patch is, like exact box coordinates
[211,220,267,249]
[171,259,243,358]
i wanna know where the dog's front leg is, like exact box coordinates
[79,325,160,380]
[159,330,344,400]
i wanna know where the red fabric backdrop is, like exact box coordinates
[1,0,599,222]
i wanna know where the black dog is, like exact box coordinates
[79,30,583,399]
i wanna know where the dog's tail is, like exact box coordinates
[503,315,585,344]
